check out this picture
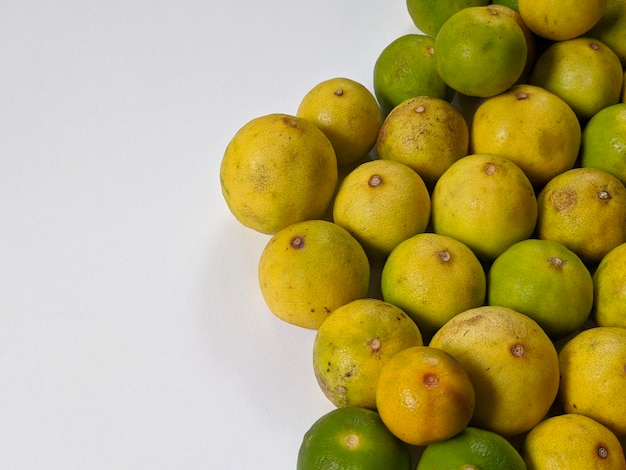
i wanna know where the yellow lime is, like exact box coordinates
[373,34,454,117]
[220,113,337,234]
[258,220,370,329]
[536,167,626,265]
[587,0,626,66]
[519,0,608,41]
[523,413,626,470]
[375,346,475,446]
[530,37,624,121]
[580,103,626,187]
[431,153,538,261]
[417,426,527,469]
[470,84,581,188]
[558,326,626,437]
[296,77,382,168]
[332,159,431,258]
[593,242,626,328]
[430,306,560,437]
[405,0,490,37]
[435,6,527,97]
[297,406,412,470]
[376,95,469,190]
[487,238,594,339]
[312,298,423,409]
[380,232,486,341]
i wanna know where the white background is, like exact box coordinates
[0,2,417,468]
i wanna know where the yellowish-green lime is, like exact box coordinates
[593,242,626,328]
[373,34,454,117]
[523,413,626,470]
[585,0,626,66]
[220,113,337,234]
[297,407,412,470]
[405,0,489,37]
[258,220,370,329]
[519,0,607,41]
[296,77,382,168]
[312,298,423,409]
[376,95,469,190]
[417,426,527,469]
[580,103,626,187]
[381,232,486,341]
[487,238,594,339]
[435,6,527,97]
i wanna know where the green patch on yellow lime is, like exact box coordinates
[297,407,412,470]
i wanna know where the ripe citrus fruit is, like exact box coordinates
[376,95,469,190]
[297,406,412,470]
[518,0,608,41]
[487,238,594,339]
[312,298,423,409]
[296,77,382,168]
[435,6,527,97]
[522,413,626,470]
[580,103,626,186]
[417,426,527,470]
[431,153,538,261]
[258,220,370,329]
[220,113,337,234]
[470,84,581,188]
[536,167,626,265]
[587,0,626,66]
[373,34,454,117]
[430,306,560,437]
[405,0,490,37]
[593,242,626,328]
[530,37,624,121]
[375,346,475,446]
[332,159,431,258]
[380,232,486,341]
[558,326,626,437]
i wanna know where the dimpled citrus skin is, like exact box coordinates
[470,84,581,188]
[523,413,626,470]
[312,298,423,409]
[558,327,626,437]
[258,220,370,329]
[429,306,560,437]
[220,113,337,234]
[375,346,475,447]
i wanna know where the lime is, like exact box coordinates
[519,0,607,41]
[593,242,626,328]
[406,0,490,37]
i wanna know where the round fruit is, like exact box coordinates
[580,103,626,187]
[470,84,581,188]
[381,232,486,341]
[312,298,423,409]
[258,220,370,329]
[376,95,469,190]
[558,326,626,436]
[429,306,560,437]
[435,6,527,97]
[523,413,626,470]
[297,407,412,470]
[373,34,454,117]
[417,426,527,470]
[593,242,626,328]
[296,77,382,168]
[375,346,475,446]
[487,238,594,339]
[518,0,608,41]
[431,153,537,261]
[332,159,431,257]
[530,37,623,121]
[220,113,337,234]
[405,0,490,37]
[536,167,626,265]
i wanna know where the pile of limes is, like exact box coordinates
[220,0,626,468]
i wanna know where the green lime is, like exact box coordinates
[406,0,490,37]
[297,407,412,470]
[417,427,526,469]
